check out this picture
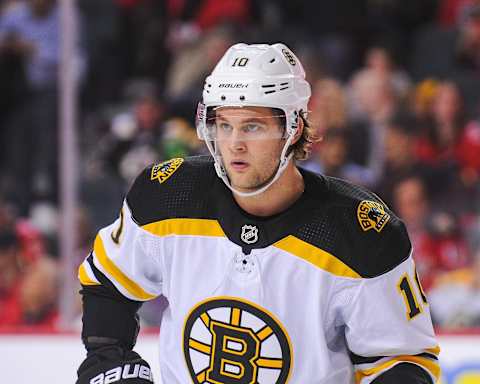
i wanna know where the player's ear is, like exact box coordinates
[291,115,304,145]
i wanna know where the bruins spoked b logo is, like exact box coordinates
[183,297,292,384]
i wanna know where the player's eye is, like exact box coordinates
[217,122,233,133]
[242,123,263,133]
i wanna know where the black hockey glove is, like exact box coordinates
[76,346,154,384]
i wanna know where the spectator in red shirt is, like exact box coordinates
[392,175,471,291]
[415,80,480,184]
[416,81,465,164]
[0,224,59,330]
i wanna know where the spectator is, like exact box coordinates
[375,112,433,206]
[346,60,403,171]
[416,81,466,164]
[348,47,409,123]
[166,24,234,108]
[90,79,166,185]
[415,81,480,194]
[411,78,439,121]
[364,46,412,100]
[0,0,68,91]
[0,0,85,215]
[302,128,377,187]
[19,256,59,326]
[391,176,471,291]
[392,176,430,235]
[0,223,58,328]
[308,78,347,136]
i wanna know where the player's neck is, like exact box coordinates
[233,161,304,217]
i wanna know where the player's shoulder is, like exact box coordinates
[326,176,411,278]
[126,155,216,225]
[299,172,411,278]
[323,175,387,214]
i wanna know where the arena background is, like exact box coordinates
[0,1,480,383]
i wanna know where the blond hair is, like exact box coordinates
[291,111,319,161]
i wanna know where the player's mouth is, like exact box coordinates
[230,160,249,171]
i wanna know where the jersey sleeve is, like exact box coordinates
[342,252,440,384]
[78,198,163,301]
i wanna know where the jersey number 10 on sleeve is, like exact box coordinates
[397,269,428,321]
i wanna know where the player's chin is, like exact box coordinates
[229,175,258,191]
[233,176,272,193]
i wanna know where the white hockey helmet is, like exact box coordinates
[196,43,311,196]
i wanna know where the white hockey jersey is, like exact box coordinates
[79,156,440,384]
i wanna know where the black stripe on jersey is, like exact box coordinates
[419,352,439,361]
[349,352,384,365]
[371,363,433,384]
[350,351,438,365]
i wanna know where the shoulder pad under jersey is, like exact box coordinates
[295,175,411,278]
[126,156,217,225]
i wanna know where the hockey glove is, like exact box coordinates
[76,346,154,384]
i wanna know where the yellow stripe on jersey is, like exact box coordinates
[142,218,226,238]
[78,263,100,286]
[426,345,441,356]
[354,355,441,384]
[93,235,157,300]
[273,235,361,279]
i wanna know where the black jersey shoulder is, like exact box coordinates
[126,156,217,225]
[295,171,411,278]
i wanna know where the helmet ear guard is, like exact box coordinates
[196,43,311,196]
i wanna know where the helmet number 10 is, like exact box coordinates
[232,57,249,67]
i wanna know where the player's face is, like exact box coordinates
[214,107,285,193]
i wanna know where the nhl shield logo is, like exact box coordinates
[241,224,258,244]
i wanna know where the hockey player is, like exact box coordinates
[76,43,440,384]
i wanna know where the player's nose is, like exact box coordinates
[228,129,247,152]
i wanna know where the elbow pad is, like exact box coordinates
[81,255,143,351]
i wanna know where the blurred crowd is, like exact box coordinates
[1,0,480,331]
